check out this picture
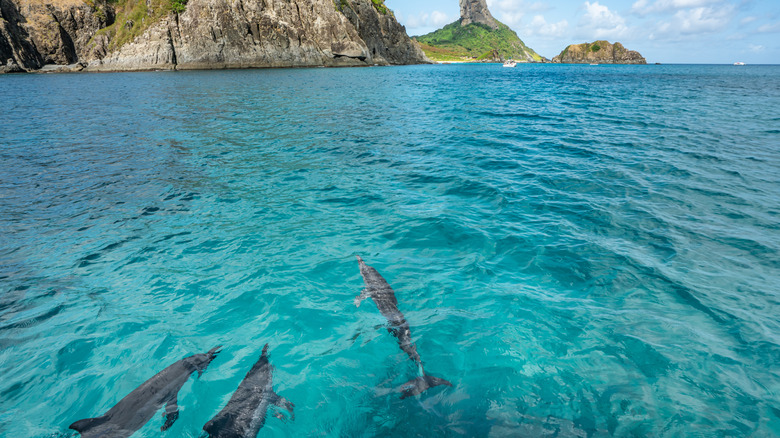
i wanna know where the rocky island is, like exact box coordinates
[0,0,428,73]
[415,0,542,63]
[552,41,646,64]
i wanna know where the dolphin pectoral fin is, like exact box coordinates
[269,391,295,421]
[354,289,369,308]
[161,396,180,431]
[69,416,109,433]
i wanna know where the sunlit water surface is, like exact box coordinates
[1,64,779,437]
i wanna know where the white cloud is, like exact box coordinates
[577,2,629,39]
[487,0,551,14]
[740,16,757,25]
[399,10,453,30]
[486,0,553,28]
[496,10,527,27]
[749,44,765,53]
[431,11,450,26]
[631,0,722,15]
[757,22,780,33]
[661,6,733,35]
[525,15,569,38]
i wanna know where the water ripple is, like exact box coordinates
[1,65,779,437]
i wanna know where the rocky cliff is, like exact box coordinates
[552,41,646,64]
[459,0,497,29]
[0,0,428,73]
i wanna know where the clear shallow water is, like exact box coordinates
[1,64,779,437]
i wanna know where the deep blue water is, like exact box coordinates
[1,64,779,437]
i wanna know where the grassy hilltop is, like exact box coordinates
[415,20,543,63]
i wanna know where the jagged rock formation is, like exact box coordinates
[415,0,542,63]
[1,0,43,72]
[339,0,427,65]
[0,0,428,73]
[459,0,497,29]
[552,41,646,64]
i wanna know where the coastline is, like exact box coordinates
[3,61,688,75]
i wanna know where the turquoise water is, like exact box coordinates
[1,64,779,437]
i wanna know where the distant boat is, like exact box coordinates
[734,62,746,66]
[503,60,516,68]
[589,63,598,66]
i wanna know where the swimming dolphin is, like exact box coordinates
[355,256,452,399]
[203,344,293,438]
[69,346,222,438]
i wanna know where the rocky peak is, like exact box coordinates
[459,0,498,29]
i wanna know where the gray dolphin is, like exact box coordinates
[203,344,293,438]
[355,256,452,399]
[69,346,222,438]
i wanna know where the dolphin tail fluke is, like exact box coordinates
[399,374,453,399]
[69,415,109,433]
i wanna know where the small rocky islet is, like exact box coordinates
[552,40,647,64]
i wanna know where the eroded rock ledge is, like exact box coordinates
[0,0,428,73]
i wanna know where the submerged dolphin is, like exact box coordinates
[69,346,222,438]
[203,344,293,438]
[355,255,452,399]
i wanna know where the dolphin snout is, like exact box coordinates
[207,345,223,359]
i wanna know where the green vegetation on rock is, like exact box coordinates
[92,0,184,52]
[414,20,542,62]
[370,0,389,15]
[171,0,187,13]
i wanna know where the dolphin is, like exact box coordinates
[69,346,222,438]
[355,256,452,399]
[203,344,293,438]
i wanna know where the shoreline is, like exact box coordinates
[4,62,768,76]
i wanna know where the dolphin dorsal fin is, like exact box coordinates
[69,415,109,433]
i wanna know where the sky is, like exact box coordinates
[387,0,780,64]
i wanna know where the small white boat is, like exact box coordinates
[734,62,746,66]
[503,60,517,68]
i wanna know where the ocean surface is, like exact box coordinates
[1,64,779,437]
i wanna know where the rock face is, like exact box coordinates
[1,0,43,71]
[14,0,112,66]
[552,41,646,64]
[459,0,498,29]
[339,0,427,66]
[0,0,428,73]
